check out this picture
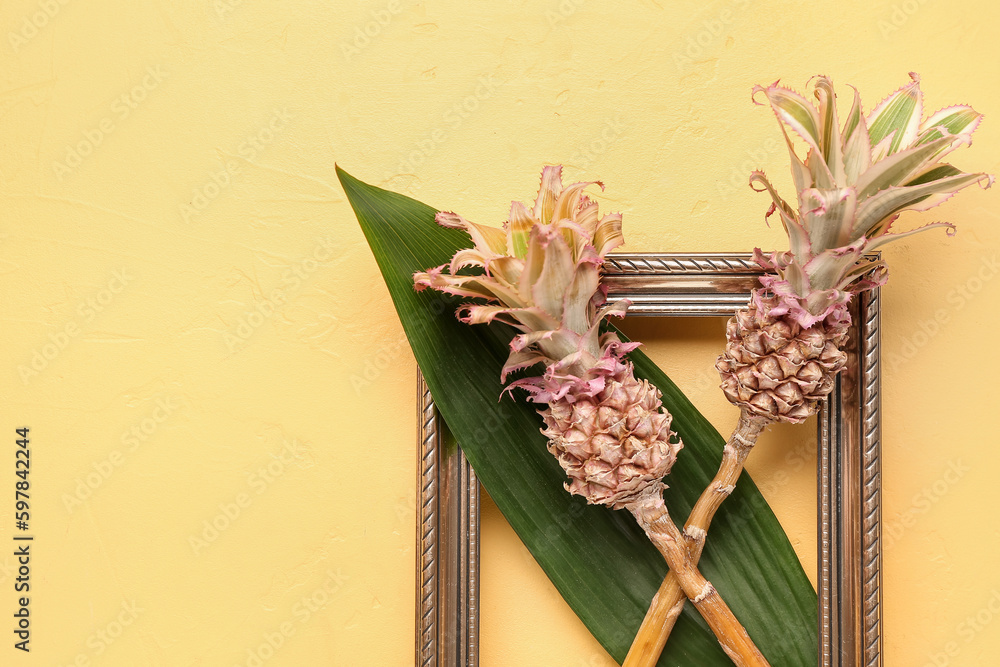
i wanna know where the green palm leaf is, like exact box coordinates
[339,166,818,666]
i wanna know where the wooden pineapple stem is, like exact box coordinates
[623,408,769,667]
[626,483,770,667]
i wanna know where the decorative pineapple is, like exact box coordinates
[541,363,677,509]
[717,294,848,424]
[416,166,770,666]
[719,73,992,423]
[414,165,680,508]
[626,74,993,667]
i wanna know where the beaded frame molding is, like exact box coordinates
[416,252,882,667]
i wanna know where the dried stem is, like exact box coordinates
[626,484,770,667]
[623,409,769,667]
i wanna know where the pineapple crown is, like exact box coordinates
[750,73,993,328]
[414,165,636,401]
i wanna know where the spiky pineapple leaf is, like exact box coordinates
[867,75,922,158]
[917,106,981,146]
[339,167,818,666]
[854,133,959,199]
[854,171,986,237]
[842,87,873,184]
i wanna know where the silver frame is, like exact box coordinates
[416,253,881,667]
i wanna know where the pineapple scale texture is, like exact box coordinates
[541,359,681,509]
[716,289,849,424]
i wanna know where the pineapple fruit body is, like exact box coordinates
[541,358,681,509]
[716,289,848,424]
[415,165,681,503]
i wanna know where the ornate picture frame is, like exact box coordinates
[416,252,882,667]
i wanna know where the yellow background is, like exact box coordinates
[2,0,998,665]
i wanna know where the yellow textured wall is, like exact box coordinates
[2,1,998,665]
